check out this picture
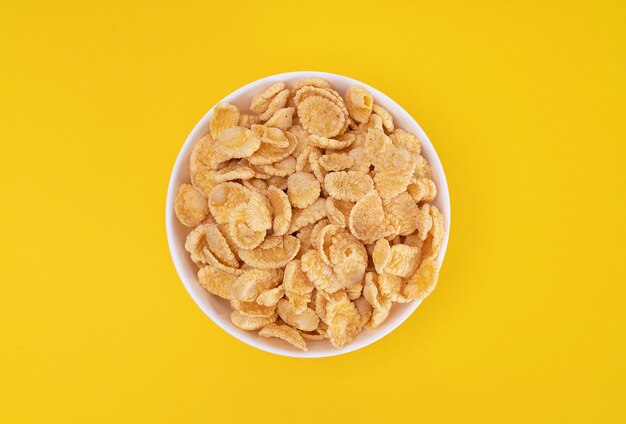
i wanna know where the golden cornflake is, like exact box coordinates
[175,183,209,227]
[384,192,419,235]
[363,272,392,328]
[372,104,394,133]
[319,153,355,172]
[288,198,327,233]
[250,82,286,113]
[231,310,277,330]
[344,86,373,123]
[197,265,237,300]
[210,102,241,140]
[266,186,292,236]
[298,96,346,138]
[385,244,420,278]
[265,107,294,130]
[259,323,308,351]
[232,268,282,302]
[287,171,321,209]
[238,235,300,269]
[324,171,374,202]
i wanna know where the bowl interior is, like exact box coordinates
[166,71,450,358]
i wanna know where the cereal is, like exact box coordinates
[189,134,228,195]
[228,203,266,250]
[287,171,321,208]
[239,113,260,128]
[205,223,239,268]
[238,235,300,269]
[174,78,445,351]
[259,89,290,121]
[250,82,286,113]
[283,260,314,313]
[319,153,355,172]
[372,104,394,133]
[384,192,419,235]
[390,129,421,155]
[324,171,374,202]
[329,232,368,287]
[292,77,331,91]
[232,268,282,302]
[308,133,354,150]
[298,96,346,138]
[231,299,276,318]
[266,186,292,236]
[402,258,438,301]
[197,265,236,300]
[307,147,326,183]
[301,250,344,293]
[251,125,289,148]
[407,177,437,203]
[208,182,251,224]
[363,272,392,328]
[344,86,373,123]
[203,247,244,276]
[212,160,255,183]
[231,310,277,330]
[185,224,210,265]
[175,183,209,227]
[259,323,308,351]
[215,126,261,159]
[325,197,350,228]
[249,131,298,165]
[385,244,420,278]
[323,291,361,348]
[277,299,319,332]
[372,238,391,274]
[210,102,241,140]
[348,190,395,243]
[256,285,285,307]
[265,107,294,130]
[288,198,327,233]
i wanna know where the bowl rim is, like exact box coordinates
[165,71,451,358]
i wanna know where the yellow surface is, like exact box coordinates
[1,0,625,422]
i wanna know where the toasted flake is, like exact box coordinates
[372,238,391,274]
[287,171,321,209]
[250,82,286,113]
[259,323,308,351]
[215,126,261,159]
[175,183,209,227]
[266,186,292,236]
[288,198,327,233]
[249,131,298,166]
[265,107,294,130]
[384,192,419,235]
[238,235,300,269]
[197,265,236,300]
[232,268,282,302]
[324,171,374,202]
[210,102,241,140]
[344,86,374,123]
[348,190,395,243]
[372,104,394,133]
[319,153,355,171]
[385,244,420,278]
[208,182,251,224]
[403,258,439,301]
[298,96,346,138]
[301,250,344,293]
[231,310,277,330]
[363,272,392,328]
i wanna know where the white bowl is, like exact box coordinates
[166,71,451,358]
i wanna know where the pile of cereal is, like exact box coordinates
[174,78,444,351]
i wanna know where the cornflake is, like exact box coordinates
[287,171,321,209]
[173,78,445,351]
[175,184,208,227]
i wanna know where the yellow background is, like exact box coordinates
[1,0,625,422]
